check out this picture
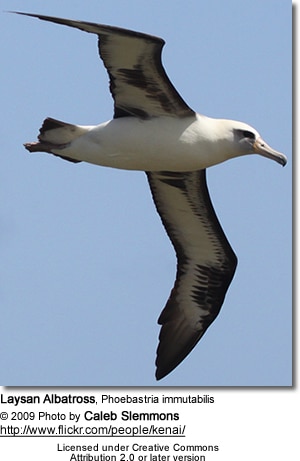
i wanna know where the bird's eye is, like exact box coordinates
[242,130,255,139]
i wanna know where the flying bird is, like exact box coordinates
[15,12,287,380]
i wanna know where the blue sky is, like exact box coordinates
[1,0,291,386]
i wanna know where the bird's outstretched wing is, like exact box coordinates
[147,170,237,380]
[15,12,195,119]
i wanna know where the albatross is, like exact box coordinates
[15,12,287,380]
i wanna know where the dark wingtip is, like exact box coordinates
[155,370,165,381]
[155,362,175,381]
[155,353,175,381]
[6,11,36,18]
[7,11,39,17]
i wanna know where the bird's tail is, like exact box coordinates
[24,117,86,162]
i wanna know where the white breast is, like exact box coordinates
[57,114,236,172]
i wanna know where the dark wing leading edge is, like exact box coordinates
[147,170,237,380]
[16,13,195,119]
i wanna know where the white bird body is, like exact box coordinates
[38,115,261,171]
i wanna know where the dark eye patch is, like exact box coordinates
[234,129,256,141]
[242,130,255,139]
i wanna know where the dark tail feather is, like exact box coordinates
[24,117,86,163]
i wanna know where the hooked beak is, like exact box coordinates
[253,137,287,166]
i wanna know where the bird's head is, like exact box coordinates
[229,121,287,166]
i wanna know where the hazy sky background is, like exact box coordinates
[1,0,291,386]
